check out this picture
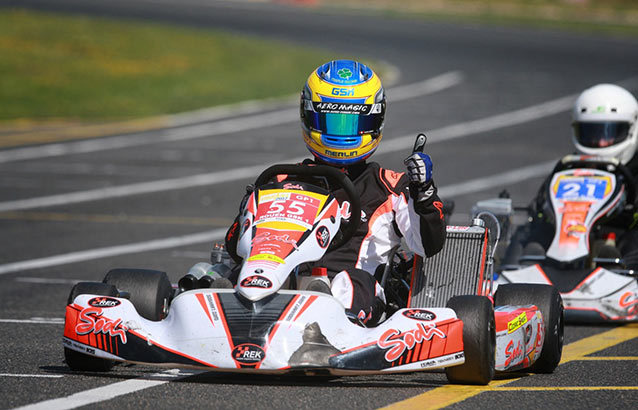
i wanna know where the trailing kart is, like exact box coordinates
[475,155,638,322]
[63,163,563,384]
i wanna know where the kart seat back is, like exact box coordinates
[408,225,489,308]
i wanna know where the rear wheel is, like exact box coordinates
[494,284,564,373]
[103,268,173,321]
[445,295,495,385]
[64,282,118,372]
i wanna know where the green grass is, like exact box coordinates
[0,9,336,122]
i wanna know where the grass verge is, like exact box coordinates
[0,9,335,122]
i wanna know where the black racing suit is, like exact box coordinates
[225,160,447,325]
[505,154,638,269]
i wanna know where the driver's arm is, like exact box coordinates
[383,170,446,258]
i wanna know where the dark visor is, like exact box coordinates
[573,121,630,148]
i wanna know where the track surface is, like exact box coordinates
[0,1,637,409]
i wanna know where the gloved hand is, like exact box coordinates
[404,152,433,185]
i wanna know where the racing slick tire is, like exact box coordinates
[103,268,173,321]
[445,295,495,385]
[494,284,564,373]
[65,282,118,372]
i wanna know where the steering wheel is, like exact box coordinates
[254,164,361,250]
[554,157,637,206]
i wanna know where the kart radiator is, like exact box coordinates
[408,225,489,308]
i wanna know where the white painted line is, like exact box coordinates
[389,71,463,102]
[438,160,556,197]
[14,369,204,410]
[0,373,63,379]
[0,71,461,164]
[0,318,64,324]
[0,228,227,275]
[14,379,168,410]
[377,95,576,156]
[0,160,302,212]
[15,277,82,285]
[0,110,295,164]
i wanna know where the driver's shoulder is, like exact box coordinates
[369,162,408,196]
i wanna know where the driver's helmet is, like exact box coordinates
[300,60,386,166]
[572,84,638,165]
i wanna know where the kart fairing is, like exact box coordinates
[64,290,465,375]
[500,265,637,322]
[493,156,638,322]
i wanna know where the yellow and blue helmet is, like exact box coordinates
[300,60,386,166]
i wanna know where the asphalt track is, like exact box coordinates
[0,1,637,409]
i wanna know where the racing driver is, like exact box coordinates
[508,83,638,269]
[225,60,446,326]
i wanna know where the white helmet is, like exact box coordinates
[572,84,638,165]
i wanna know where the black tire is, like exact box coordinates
[65,282,118,372]
[103,268,173,321]
[445,295,495,385]
[494,284,564,373]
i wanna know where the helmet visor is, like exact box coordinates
[574,121,630,148]
[302,101,384,138]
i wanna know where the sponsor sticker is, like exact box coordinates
[252,231,298,250]
[75,307,128,344]
[419,354,461,369]
[565,222,587,235]
[402,309,436,321]
[88,297,121,308]
[240,275,273,289]
[283,183,304,190]
[247,254,285,264]
[204,294,220,322]
[316,226,330,248]
[232,343,266,365]
[507,312,528,333]
[313,102,377,114]
[377,322,446,362]
[504,340,524,368]
[259,192,291,204]
[619,291,638,316]
[330,87,355,97]
[324,149,358,158]
[337,68,352,79]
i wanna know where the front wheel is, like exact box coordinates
[494,284,564,373]
[445,295,495,385]
[103,268,173,321]
[65,282,118,372]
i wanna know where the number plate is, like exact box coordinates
[256,190,324,229]
[554,177,608,200]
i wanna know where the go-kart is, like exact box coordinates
[475,155,638,322]
[63,162,563,384]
